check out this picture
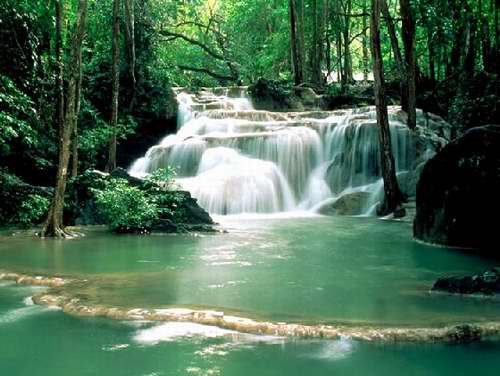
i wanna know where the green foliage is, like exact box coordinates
[144,168,186,222]
[0,169,52,226]
[93,178,159,233]
[15,194,50,228]
[0,75,38,154]
[448,73,500,131]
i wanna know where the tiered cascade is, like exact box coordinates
[130,87,442,215]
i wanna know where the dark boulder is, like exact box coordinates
[432,268,500,295]
[414,125,500,250]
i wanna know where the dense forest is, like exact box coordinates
[0,0,499,235]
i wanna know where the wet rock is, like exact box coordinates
[432,268,500,295]
[445,324,482,343]
[414,125,500,250]
[318,192,371,216]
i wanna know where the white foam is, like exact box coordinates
[309,336,355,361]
[133,322,237,345]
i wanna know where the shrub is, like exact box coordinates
[144,167,187,222]
[15,194,50,228]
[93,178,158,233]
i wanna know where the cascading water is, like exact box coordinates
[129,87,445,215]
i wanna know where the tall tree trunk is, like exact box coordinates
[71,46,83,178]
[400,0,416,129]
[289,0,303,85]
[341,0,353,90]
[362,0,369,82]
[106,0,120,172]
[55,0,64,139]
[124,0,136,109]
[371,0,404,216]
[311,0,327,87]
[298,0,305,80]
[42,0,87,238]
[380,0,407,111]
[447,0,465,77]
[428,28,436,82]
[463,6,477,79]
[334,1,343,83]
[479,0,492,72]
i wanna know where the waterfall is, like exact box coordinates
[129,87,442,215]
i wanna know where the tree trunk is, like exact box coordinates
[428,28,436,82]
[106,0,120,173]
[42,0,87,238]
[71,45,83,178]
[124,0,136,109]
[400,0,416,129]
[310,0,327,88]
[380,0,407,111]
[447,0,465,78]
[463,6,477,79]
[55,0,64,139]
[479,0,492,72]
[362,0,369,82]
[371,0,404,216]
[289,0,302,85]
[297,0,305,81]
[341,0,353,90]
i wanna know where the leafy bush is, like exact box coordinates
[93,178,158,233]
[15,194,50,228]
[144,167,186,222]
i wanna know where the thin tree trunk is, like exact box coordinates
[106,0,120,173]
[362,0,369,82]
[428,28,435,82]
[479,0,492,72]
[71,46,83,178]
[400,0,416,129]
[289,0,302,85]
[124,0,136,109]
[463,6,477,79]
[55,0,64,139]
[42,0,87,238]
[342,0,353,87]
[311,0,319,85]
[371,0,404,216]
[310,0,327,87]
[298,0,305,82]
[447,0,465,77]
[380,0,407,111]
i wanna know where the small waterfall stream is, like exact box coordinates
[129,87,435,215]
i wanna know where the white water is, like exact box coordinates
[130,87,437,215]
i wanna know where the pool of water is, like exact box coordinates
[1,215,499,326]
[1,282,499,376]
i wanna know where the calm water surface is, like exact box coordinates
[1,215,499,326]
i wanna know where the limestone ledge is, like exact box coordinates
[0,270,72,288]
[32,292,500,344]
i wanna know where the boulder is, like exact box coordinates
[318,191,371,216]
[432,268,500,296]
[414,125,500,250]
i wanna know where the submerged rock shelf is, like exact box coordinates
[2,270,500,344]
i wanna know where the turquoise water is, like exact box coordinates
[1,215,499,326]
[1,281,500,376]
